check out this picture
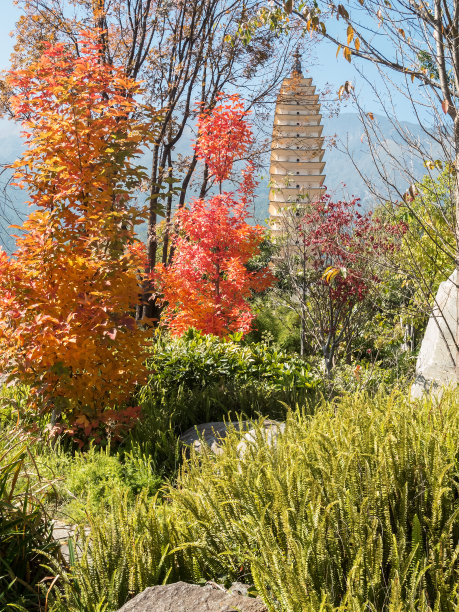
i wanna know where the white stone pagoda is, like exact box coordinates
[269,51,326,235]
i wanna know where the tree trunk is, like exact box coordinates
[139,144,162,323]
[300,312,306,357]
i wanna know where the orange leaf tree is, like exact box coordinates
[0,31,155,429]
[155,94,273,337]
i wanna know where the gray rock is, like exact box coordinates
[180,420,285,456]
[412,270,458,398]
[237,421,286,457]
[180,421,250,455]
[116,581,267,612]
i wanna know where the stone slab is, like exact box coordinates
[180,421,249,455]
[116,581,267,612]
[180,420,285,456]
[412,270,458,397]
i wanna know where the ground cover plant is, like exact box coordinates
[41,389,459,611]
[0,428,62,611]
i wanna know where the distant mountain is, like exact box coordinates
[0,112,441,250]
[321,112,439,210]
[0,119,26,253]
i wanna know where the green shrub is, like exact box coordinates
[133,330,318,461]
[148,330,316,394]
[37,443,163,523]
[317,353,416,397]
[0,428,61,611]
[49,389,459,611]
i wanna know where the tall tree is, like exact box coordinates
[154,94,273,337]
[0,32,155,431]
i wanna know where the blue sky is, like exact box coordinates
[0,1,421,125]
[0,3,20,71]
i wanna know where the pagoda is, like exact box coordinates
[269,51,326,235]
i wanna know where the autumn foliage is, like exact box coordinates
[279,194,403,374]
[194,94,254,184]
[155,94,272,337]
[304,195,401,301]
[0,31,154,432]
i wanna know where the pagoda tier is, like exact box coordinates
[269,63,326,237]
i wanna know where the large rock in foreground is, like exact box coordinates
[412,270,458,397]
[116,581,267,612]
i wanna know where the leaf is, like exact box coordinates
[367,112,375,120]
[343,47,352,62]
[355,38,360,51]
[284,0,293,13]
[347,25,354,44]
[442,99,449,114]
[322,266,341,283]
[337,4,350,19]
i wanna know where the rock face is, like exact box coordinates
[412,270,458,397]
[180,420,285,456]
[116,581,267,612]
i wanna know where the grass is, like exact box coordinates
[40,387,459,612]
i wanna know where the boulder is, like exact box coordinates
[116,581,267,612]
[180,420,285,456]
[180,421,249,455]
[237,421,286,457]
[412,270,458,398]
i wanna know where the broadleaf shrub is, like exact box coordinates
[135,330,318,447]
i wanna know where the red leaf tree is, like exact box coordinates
[194,93,254,185]
[155,94,272,337]
[276,195,403,374]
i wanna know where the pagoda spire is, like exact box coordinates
[292,47,302,76]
